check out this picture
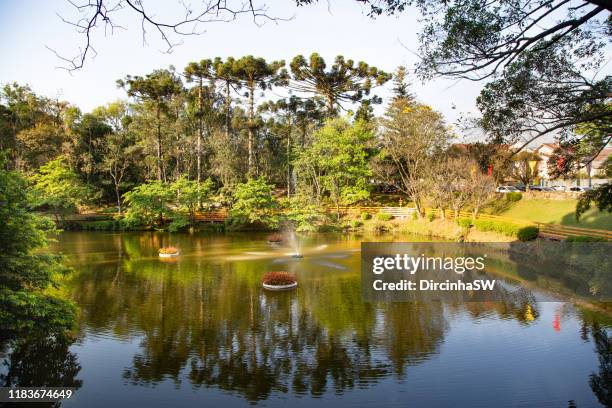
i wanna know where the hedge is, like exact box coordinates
[473,219,539,241]
[516,226,539,241]
[376,212,394,221]
[505,192,522,202]
[456,217,473,229]
[361,212,372,221]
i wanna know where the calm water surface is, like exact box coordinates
[3,231,611,407]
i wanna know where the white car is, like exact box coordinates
[550,185,566,192]
[496,186,520,193]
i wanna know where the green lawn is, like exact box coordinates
[498,198,612,231]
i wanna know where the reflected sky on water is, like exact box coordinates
[2,231,610,407]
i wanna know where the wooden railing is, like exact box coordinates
[535,223,612,241]
[191,206,611,240]
[332,206,417,218]
[194,209,229,222]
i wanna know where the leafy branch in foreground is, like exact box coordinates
[576,183,612,221]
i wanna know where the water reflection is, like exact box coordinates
[0,333,82,407]
[46,232,612,406]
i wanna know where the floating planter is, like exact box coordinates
[158,246,180,258]
[262,271,297,291]
[267,233,284,244]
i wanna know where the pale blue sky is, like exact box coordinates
[0,0,490,139]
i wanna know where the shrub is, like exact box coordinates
[566,235,607,242]
[427,212,435,222]
[361,212,372,221]
[350,219,362,229]
[376,212,393,221]
[473,219,538,240]
[262,271,296,285]
[517,226,539,241]
[159,246,179,254]
[473,219,519,236]
[456,217,473,229]
[365,219,389,233]
[168,214,190,232]
[506,192,522,202]
[230,177,279,229]
[411,211,418,220]
[286,200,324,232]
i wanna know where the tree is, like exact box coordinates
[428,156,474,218]
[289,53,391,116]
[467,169,496,218]
[1,83,67,171]
[68,112,112,186]
[375,98,451,217]
[229,177,279,229]
[293,118,373,215]
[94,101,139,215]
[233,56,287,175]
[118,69,183,182]
[391,65,414,102]
[295,1,611,149]
[259,96,326,196]
[600,155,612,179]
[0,154,75,335]
[184,59,218,186]
[212,57,242,139]
[122,181,175,228]
[576,183,612,221]
[29,158,91,222]
[393,0,609,149]
[172,176,214,226]
[511,151,540,187]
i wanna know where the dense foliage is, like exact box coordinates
[0,156,75,334]
[576,183,612,221]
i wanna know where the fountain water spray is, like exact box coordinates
[285,227,303,258]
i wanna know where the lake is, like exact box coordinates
[2,231,610,407]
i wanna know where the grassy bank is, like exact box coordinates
[360,217,516,242]
[496,198,612,231]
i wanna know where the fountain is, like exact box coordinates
[285,229,303,258]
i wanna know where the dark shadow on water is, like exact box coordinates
[0,333,82,408]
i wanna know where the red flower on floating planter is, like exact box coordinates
[262,271,296,285]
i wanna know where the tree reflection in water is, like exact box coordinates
[55,232,608,405]
[585,323,612,407]
[0,333,82,407]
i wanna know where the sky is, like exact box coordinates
[0,1,498,141]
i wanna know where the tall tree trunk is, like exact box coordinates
[197,78,203,186]
[225,81,231,139]
[247,83,255,177]
[156,104,163,181]
[326,95,335,116]
[287,130,291,198]
[115,183,122,216]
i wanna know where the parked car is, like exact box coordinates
[529,185,544,191]
[550,185,566,191]
[496,185,520,193]
[569,186,591,192]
